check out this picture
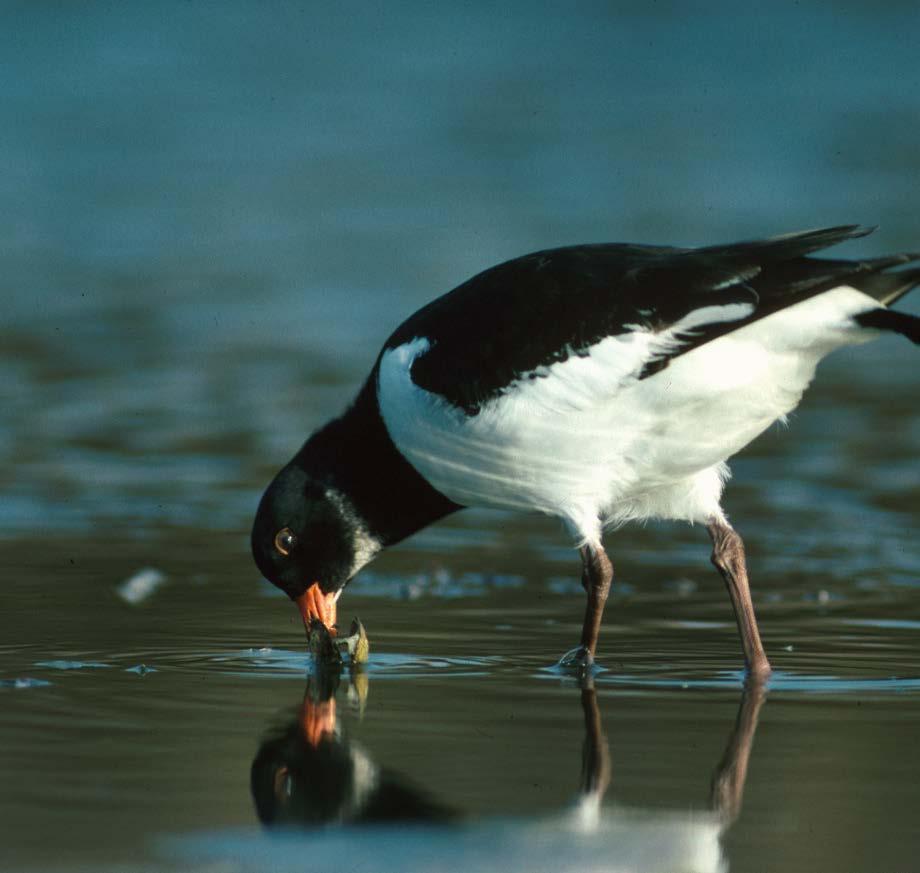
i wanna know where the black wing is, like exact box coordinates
[383,225,919,415]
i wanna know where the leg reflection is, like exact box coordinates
[574,674,767,843]
[710,677,767,825]
[579,682,612,802]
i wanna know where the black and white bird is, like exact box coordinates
[251,225,919,677]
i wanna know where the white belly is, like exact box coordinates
[377,287,877,541]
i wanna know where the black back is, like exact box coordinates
[384,226,919,415]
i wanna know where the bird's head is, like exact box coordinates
[251,464,379,634]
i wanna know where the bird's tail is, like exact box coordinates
[849,256,920,342]
[857,262,920,306]
[855,307,920,344]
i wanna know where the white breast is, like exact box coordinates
[377,286,878,543]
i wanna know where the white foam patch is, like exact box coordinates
[116,567,167,605]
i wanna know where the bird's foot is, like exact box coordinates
[557,645,596,674]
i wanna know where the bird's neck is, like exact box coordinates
[293,371,461,547]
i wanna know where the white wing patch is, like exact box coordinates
[668,301,756,334]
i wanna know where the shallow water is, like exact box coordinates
[2,3,920,872]
[3,523,919,872]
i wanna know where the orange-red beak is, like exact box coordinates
[295,582,337,635]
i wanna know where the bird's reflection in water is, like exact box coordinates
[251,667,455,826]
[251,675,765,873]
[250,668,766,871]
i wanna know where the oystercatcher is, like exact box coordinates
[252,225,919,676]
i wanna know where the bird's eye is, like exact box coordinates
[274,527,297,556]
